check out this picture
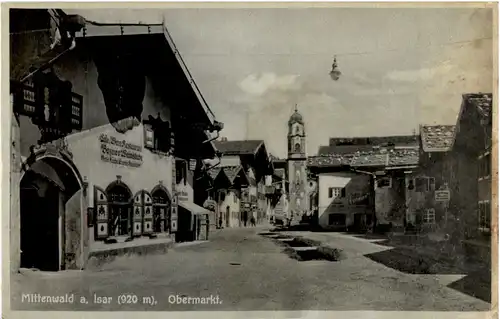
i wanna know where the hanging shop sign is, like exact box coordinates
[99,134,143,167]
[189,159,197,171]
[177,190,189,202]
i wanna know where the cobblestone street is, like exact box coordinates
[10,227,490,311]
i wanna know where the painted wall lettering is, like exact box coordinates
[99,134,143,167]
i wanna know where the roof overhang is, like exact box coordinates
[71,12,218,130]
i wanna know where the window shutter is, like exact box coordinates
[341,188,346,198]
[328,188,333,198]
[142,191,153,235]
[133,192,144,236]
[171,194,178,233]
[94,186,109,239]
[144,124,154,148]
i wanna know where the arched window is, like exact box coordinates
[152,186,171,233]
[105,180,133,237]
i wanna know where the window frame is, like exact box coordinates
[423,208,435,224]
[328,187,344,199]
[143,120,172,154]
[376,177,392,189]
[414,176,435,192]
[478,200,491,233]
[478,152,491,180]
[175,159,187,185]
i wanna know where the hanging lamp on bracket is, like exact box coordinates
[330,55,341,81]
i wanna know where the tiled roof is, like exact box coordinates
[308,155,344,167]
[328,135,418,147]
[320,135,419,156]
[387,148,419,166]
[309,148,419,168]
[269,154,286,163]
[318,145,375,156]
[214,140,264,155]
[464,93,493,120]
[420,125,456,152]
[350,152,388,167]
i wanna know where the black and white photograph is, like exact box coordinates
[4,4,497,317]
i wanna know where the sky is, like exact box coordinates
[70,7,494,158]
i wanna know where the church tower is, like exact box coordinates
[287,105,308,218]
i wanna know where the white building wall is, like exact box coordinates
[218,190,241,228]
[65,122,174,206]
[318,172,370,228]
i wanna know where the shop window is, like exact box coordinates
[106,182,133,237]
[478,201,491,233]
[175,159,187,185]
[423,208,435,224]
[152,187,171,233]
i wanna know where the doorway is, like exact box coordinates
[20,176,60,271]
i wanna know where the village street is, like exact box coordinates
[11,227,490,312]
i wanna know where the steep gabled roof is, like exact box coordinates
[214,140,264,156]
[221,166,246,184]
[207,167,222,180]
[453,93,493,150]
[420,125,456,152]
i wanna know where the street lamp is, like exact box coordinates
[330,56,341,81]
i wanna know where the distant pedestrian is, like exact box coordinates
[243,210,248,227]
[218,216,223,229]
[250,216,256,227]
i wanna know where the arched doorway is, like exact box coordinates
[20,156,81,271]
[106,180,133,237]
[151,186,171,233]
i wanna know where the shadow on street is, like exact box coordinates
[364,246,491,303]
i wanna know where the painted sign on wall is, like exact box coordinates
[435,190,450,202]
[99,133,143,167]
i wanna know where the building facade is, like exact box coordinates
[10,9,222,272]
[212,139,273,226]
